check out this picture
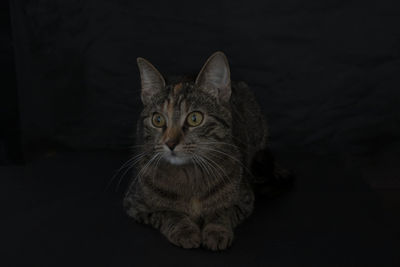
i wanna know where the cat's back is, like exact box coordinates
[230,81,268,163]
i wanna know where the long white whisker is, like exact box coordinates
[192,154,212,192]
[135,153,161,183]
[199,153,231,185]
[151,153,164,185]
[199,146,252,177]
[105,150,149,191]
[114,152,150,189]
[123,152,162,192]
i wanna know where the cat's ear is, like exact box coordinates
[137,57,166,105]
[195,51,231,102]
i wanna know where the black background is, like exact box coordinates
[1,0,399,266]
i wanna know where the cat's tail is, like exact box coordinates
[250,148,295,198]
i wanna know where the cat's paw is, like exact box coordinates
[126,208,151,224]
[202,224,234,251]
[167,221,201,249]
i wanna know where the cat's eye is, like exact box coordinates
[152,113,166,128]
[186,111,204,127]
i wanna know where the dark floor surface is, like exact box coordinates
[1,149,399,266]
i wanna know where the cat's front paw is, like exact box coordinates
[202,224,234,251]
[166,221,201,249]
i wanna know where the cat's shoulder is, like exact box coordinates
[231,81,257,101]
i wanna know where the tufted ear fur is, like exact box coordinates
[137,57,166,105]
[195,51,231,102]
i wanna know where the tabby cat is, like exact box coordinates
[123,52,291,250]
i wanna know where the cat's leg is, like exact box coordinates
[202,186,254,250]
[124,194,201,249]
[153,211,201,249]
[123,192,154,224]
[201,210,234,251]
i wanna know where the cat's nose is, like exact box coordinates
[165,140,178,151]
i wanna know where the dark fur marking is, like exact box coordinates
[201,122,218,136]
[209,115,230,129]
[203,128,217,137]
[208,133,225,141]
[142,178,179,200]
[200,179,230,201]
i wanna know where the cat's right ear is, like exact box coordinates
[195,51,231,103]
[137,57,166,105]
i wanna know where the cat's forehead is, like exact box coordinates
[151,83,208,108]
[170,82,185,95]
[163,82,194,114]
[142,81,218,116]
[164,82,191,105]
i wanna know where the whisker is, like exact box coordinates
[151,153,165,185]
[124,152,162,192]
[115,153,150,191]
[105,150,149,191]
[199,153,232,185]
[192,154,212,192]
[199,146,253,177]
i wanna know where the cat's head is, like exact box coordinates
[137,52,234,166]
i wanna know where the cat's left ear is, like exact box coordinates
[195,51,231,102]
[137,57,166,105]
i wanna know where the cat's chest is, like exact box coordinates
[156,164,203,190]
[189,198,202,217]
[142,164,238,215]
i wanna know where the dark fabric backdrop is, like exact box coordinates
[11,0,400,155]
[0,0,21,164]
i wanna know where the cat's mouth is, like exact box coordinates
[164,151,191,165]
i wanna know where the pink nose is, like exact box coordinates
[165,141,178,151]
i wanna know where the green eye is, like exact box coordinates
[186,111,203,127]
[152,113,166,128]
